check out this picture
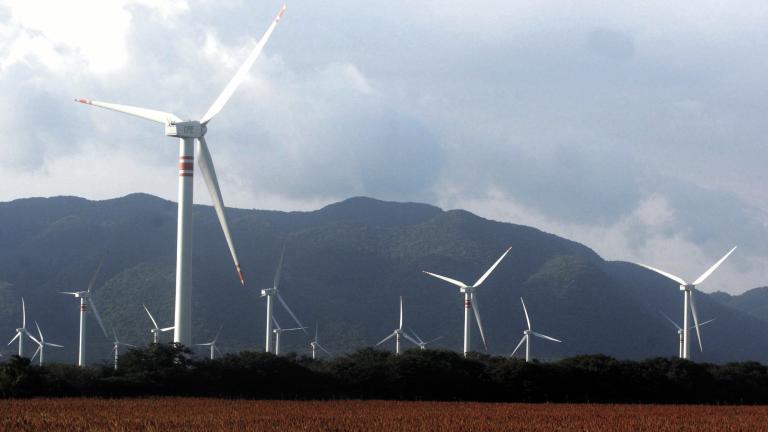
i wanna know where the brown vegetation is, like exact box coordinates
[1,398,766,431]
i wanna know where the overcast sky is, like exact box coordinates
[1,0,767,294]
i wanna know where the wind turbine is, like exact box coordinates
[30,322,64,366]
[143,304,175,344]
[376,296,419,355]
[423,247,512,356]
[261,245,307,352]
[75,4,288,347]
[272,318,306,356]
[637,246,736,360]
[60,259,110,367]
[660,312,715,358]
[309,323,331,360]
[196,325,224,360]
[111,327,136,370]
[511,298,562,362]
[7,298,34,357]
[408,328,443,351]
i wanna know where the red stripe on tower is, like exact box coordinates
[80,304,87,311]
[464,300,472,308]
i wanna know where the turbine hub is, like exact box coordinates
[523,330,532,335]
[165,121,204,138]
[261,287,277,296]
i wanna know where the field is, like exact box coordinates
[1,398,767,431]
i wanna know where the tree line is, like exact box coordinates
[2,345,767,403]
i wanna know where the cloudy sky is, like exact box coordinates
[1,0,767,293]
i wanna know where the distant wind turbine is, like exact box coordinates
[60,258,110,366]
[261,245,307,352]
[7,298,34,358]
[143,304,174,344]
[75,4,288,346]
[309,323,331,360]
[196,325,224,360]
[111,327,136,370]
[408,328,443,351]
[30,322,63,366]
[637,246,736,360]
[376,296,419,355]
[272,318,306,356]
[660,312,715,358]
[423,247,512,356]
[511,298,562,362]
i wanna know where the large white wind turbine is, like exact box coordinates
[637,246,736,360]
[309,323,331,360]
[7,298,34,358]
[408,328,443,351]
[376,296,419,355]
[60,259,110,367]
[75,5,288,346]
[423,247,512,356]
[261,246,307,352]
[272,318,306,356]
[111,327,136,370]
[196,325,224,360]
[30,322,64,366]
[660,312,715,358]
[511,298,562,362]
[143,304,175,344]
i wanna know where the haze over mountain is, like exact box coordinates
[0,194,765,365]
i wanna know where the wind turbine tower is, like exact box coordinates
[75,5,288,346]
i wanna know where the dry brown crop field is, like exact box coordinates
[2,398,768,431]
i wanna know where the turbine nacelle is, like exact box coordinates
[261,287,277,297]
[165,121,206,139]
[680,284,695,291]
[459,286,474,294]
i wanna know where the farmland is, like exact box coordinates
[1,398,766,431]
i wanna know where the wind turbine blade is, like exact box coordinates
[25,329,40,346]
[402,332,420,346]
[521,298,532,331]
[112,326,119,343]
[531,331,562,343]
[273,244,286,290]
[314,323,319,342]
[636,263,687,286]
[86,254,106,293]
[471,295,488,352]
[283,327,306,332]
[689,291,703,352]
[422,271,467,288]
[213,324,224,343]
[160,326,175,332]
[215,345,223,356]
[399,296,403,330]
[31,346,41,361]
[200,4,286,124]
[511,335,526,357]
[35,321,43,344]
[196,136,245,286]
[408,327,425,344]
[473,246,512,287]
[276,292,308,334]
[196,342,213,346]
[272,316,282,330]
[660,311,682,330]
[695,318,716,328]
[424,336,444,345]
[75,98,180,124]
[376,332,396,346]
[58,292,79,296]
[143,304,159,330]
[8,332,20,345]
[46,343,64,348]
[318,344,332,356]
[693,246,737,286]
[88,298,109,338]
[21,298,26,328]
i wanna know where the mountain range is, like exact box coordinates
[0,193,765,364]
